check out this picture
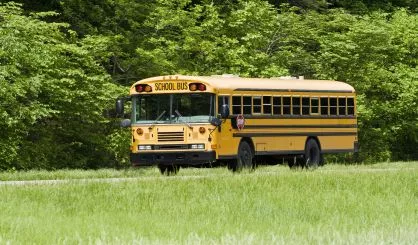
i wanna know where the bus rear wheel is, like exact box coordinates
[303,139,321,169]
[229,141,253,172]
[158,165,179,175]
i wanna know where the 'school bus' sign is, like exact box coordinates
[155,82,188,91]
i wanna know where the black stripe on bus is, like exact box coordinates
[255,150,304,156]
[228,115,357,119]
[234,88,354,93]
[233,132,357,137]
[244,124,357,129]
[218,155,237,160]
[219,149,354,158]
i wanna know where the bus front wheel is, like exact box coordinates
[303,139,321,169]
[158,165,179,175]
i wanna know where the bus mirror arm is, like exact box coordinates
[208,118,221,141]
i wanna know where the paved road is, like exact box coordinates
[0,167,416,186]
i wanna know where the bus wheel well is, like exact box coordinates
[306,136,321,151]
[240,137,255,156]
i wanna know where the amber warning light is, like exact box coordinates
[189,83,206,91]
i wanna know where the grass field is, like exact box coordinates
[1,162,417,244]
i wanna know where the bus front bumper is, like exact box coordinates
[130,151,216,166]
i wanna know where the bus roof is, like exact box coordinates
[136,75,355,93]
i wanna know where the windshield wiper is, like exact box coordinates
[174,110,193,129]
[148,110,166,129]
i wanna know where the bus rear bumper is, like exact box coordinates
[130,151,216,166]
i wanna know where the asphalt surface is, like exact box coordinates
[0,166,416,186]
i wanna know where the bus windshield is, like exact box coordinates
[133,93,215,124]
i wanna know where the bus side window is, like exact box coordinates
[302,97,310,115]
[243,96,252,115]
[338,97,346,116]
[273,96,281,115]
[253,96,262,114]
[263,96,272,115]
[320,97,329,115]
[232,96,242,115]
[311,97,319,114]
[292,96,301,115]
[347,97,355,115]
[218,96,229,115]
[283,96,291,115]
[330,97,337,115]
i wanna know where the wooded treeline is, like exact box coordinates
[0,0,417,169]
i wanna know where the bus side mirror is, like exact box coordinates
[220,104,230,118]
[116,98,124,117]
[120,119,131,128]
[210,117,222,127]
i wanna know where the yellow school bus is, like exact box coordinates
[116,75,357,174]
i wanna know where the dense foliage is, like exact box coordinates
[0,0,417,169]
[0,3,124,169]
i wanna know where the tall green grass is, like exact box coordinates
[1,162,417,244]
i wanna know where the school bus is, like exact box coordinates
[116,75,358,174]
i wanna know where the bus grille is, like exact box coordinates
[154,144,189,150]
[158,131,184,142]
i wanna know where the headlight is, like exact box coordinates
[190,144,205,149]
[138,145,152,150]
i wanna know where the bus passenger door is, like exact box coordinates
[217,96,237,157]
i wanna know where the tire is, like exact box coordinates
[287,158,296,168]
[229,141,253,172]
[304,139,321,169]
[287,157,303,169]
[158,165,179,176]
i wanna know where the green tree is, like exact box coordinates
[315,9,418,161]
[136,0,288,77]
[0,3,124,169]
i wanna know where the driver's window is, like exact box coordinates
[217,96,229,115]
